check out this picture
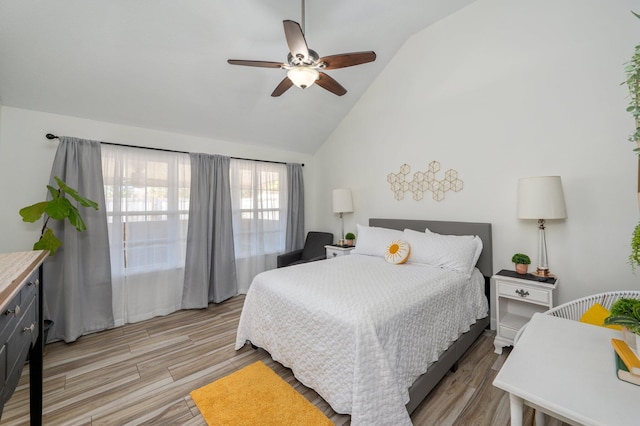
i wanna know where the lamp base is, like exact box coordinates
[532,268,556,278]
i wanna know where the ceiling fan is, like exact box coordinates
[227,2,376,97]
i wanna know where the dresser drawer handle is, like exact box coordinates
[28,279,40,287]
[5,305,21,317]
[515,289,530,298]
[332,252,337,257]
[23,324,35,333]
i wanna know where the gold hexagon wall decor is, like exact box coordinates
[387,161,463,201]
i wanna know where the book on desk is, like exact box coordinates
[614,351,640,386]
[612,338,640,385]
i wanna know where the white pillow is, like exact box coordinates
[351,224,404,257]
[403,228,483,276]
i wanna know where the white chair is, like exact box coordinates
[514,290,640,345]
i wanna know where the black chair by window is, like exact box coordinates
[277,232,334,268]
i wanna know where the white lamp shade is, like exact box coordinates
[518,176,567,219]
[332,189,353,213]
[287,66,319,89]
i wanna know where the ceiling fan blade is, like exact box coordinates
[283,20,309,61]
[271,77,294,97]
[319,51,377,70]
[227,59,284,68]
[316,72,347,96]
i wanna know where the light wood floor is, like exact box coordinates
[1,295,568,425]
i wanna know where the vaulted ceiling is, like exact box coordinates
[0,0,475,154]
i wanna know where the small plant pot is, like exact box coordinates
[621,326,635,349]
[515,263,529,274]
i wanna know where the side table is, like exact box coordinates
[493,269,557,354]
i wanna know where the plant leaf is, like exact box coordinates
[19,201,48,223]
[33,228,62,255]
[604,314,640,328]
[66,205,87,232]
[45,197,72,220]
[70,192,99,210]
[46,185,59,199]
[56,178,99,210]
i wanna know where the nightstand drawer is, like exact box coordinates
[326,248,344,258]
[325,245,355,259]
[498,282,550,305]
[498,324,519,341]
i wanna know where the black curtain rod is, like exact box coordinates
[45,134,303,167]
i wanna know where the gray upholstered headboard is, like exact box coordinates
[368,218,493,278]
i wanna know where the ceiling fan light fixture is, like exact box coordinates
[287,66,319,89]
[227,2,376,97]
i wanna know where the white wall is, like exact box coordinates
[0,106,313,254]
[311,0,640,308]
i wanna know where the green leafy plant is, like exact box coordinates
[630,222,640,272]
[604,298,640,334]
[625,11,640,152]
[511,253,531,265]
[19,176,99,255]
[611,298,640,317]
[345,232,356,240]
[625,12,640,272]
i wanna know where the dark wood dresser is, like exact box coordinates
[0,251,47,424]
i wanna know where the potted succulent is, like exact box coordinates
[19,176,99,255]
[511,253,531,275]
[604,298,640,349]
[344,232,356,246]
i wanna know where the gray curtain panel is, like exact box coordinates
[44,137,114,343]
[183,153,237,308]
[285,163,305,252]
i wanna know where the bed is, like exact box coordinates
[235,218,492,425]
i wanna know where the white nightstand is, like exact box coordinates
[325,245,355,259]
[493,270,557,354]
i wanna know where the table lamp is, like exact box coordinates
[332,189,353,243]
[517,176,567,277]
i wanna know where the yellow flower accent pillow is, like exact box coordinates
[385,240,410,264]
[579,303,622,330]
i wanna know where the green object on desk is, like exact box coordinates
[615,351,640,386]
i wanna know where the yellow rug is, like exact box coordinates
[190,361,334,426]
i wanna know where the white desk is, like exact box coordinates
[493,312,640,426]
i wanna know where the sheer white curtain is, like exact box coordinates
[230,159,288,291]
[102,145,190,325]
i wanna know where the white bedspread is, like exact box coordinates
[235,254,488,425]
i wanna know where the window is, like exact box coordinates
[231,160,287,257]
[102,146,190,272]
